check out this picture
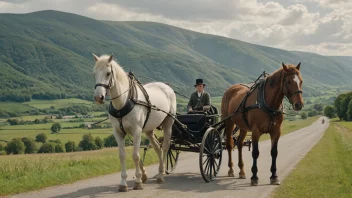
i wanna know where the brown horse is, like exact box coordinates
[221,62,304,186]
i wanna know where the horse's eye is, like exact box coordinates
[288,80,291,84]
[107,72,111,77]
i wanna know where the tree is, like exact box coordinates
[35,133,47,143]
[54,144,65,153]
[21,137,38,154]
[79,134,97,151]
[65,141,76,152]
[95,137,104,149]
[324,105,335,118]
[313,103,324,112]
[104,135,118,147]
[301,112,308,120]
[51,123,61,133]
[341,93,352,120]
[308,110,318,117]
[38,142,55,153]
[334,93,347,120]
[5,138,25,155]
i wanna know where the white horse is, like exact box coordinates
[92,54,176,192]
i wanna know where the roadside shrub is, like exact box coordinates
[38,142,56,153]
[301,112,308,120]
[104,135,117,147]
[65,141,76,152]
[79,134,97,151]
[54,143,65,153]
[95,137,104,149]
[5,138,25,155]
[35,133,47,143]
[21,137,38,154]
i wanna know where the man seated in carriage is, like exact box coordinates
[187,79,212,114]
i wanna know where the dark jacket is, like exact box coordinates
[187,91,211,112]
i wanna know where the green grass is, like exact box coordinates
[0,116,318,196]
[23,99,93,109]
[259,116,319,141]
[0,102,36,113]
[270,121,352,198]
[0,147,159,196]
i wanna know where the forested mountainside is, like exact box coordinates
[1,10,351,102]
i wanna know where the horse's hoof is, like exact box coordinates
[239,173,246,179]
[251,178,258,186]
[118,185,129,192]
[270,177,280,185]
[228,170,235,177]
[133,182,143,190]
[156,178,164,184]
[142,174,148,183]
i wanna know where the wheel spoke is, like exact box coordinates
[203,156,210,165]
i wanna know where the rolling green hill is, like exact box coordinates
[0,10,352,103]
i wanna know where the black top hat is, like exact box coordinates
[194,79,206,87]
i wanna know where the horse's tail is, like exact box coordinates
[221,87,232,120]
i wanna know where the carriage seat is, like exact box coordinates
[176,114,206,133]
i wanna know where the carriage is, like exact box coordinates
[93,54,304,190]
[140,106,252,183]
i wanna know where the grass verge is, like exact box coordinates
[0,147,159,196]
[270,121,352,198]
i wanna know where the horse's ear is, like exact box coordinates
[93,53,99,62]
[108,54,113,63]
[282,62,289,72]
[296,62,301,70]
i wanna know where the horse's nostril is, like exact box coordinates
[100,95,104,100]
[295,103,302,110]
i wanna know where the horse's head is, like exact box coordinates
[281,62,304,111]
[92,54,115,104]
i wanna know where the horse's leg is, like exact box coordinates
[132,129,143,190]
[237,129,248,179]
[113,129,128,192]
[250,129,260,186]
[139,156,148,184]
[225,121,236,177]
[145,130,164,184]
[270,129,281,185]
[159,117,173,183]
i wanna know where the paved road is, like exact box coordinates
[8,117,329,198]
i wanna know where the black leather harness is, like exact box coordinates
[235,71,302,133]
[96,70,152,135]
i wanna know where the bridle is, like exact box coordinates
[281,71,303,104]
[94,66,134,101]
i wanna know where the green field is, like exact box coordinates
[0,102,36,113]
[23,99,94,109]
[270,119,352,198]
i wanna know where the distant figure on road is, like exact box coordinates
[322,119,325,124]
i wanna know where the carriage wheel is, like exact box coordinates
[199,127,223,182]
[165,145,180,174]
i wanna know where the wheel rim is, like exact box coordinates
[200,128,222,182]
[165,145,180,174]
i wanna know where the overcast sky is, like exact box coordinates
[0,0,351,56]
